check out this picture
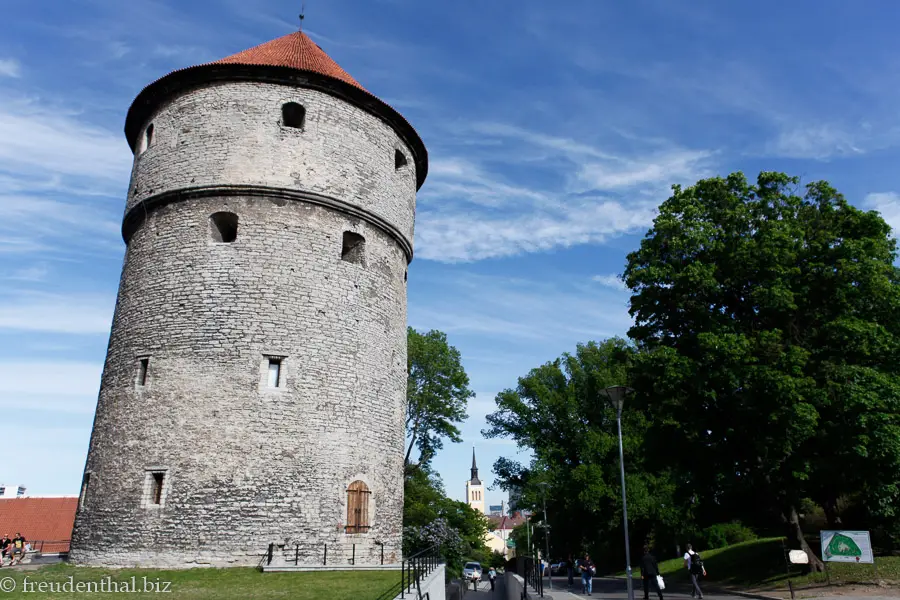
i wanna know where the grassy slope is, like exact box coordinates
[1,564,401,599]
[628,538,900,590]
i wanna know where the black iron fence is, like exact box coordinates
[259,541,387,568]
[521,555,544,597]
[24,540,71,554]
[374,545,441,600]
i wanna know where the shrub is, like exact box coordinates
[699,521,758,550]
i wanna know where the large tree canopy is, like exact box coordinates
[483,338,687,564]
[623,171,900,569]
[406,327,475,467]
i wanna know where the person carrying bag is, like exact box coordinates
[640,545,664,600]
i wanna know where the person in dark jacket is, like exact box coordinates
[640,545,664,600]
[580,553,596,595]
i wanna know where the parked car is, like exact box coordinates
[551,561,566,575]
[463,561,482,582]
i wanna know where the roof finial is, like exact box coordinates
[299,1,306,32]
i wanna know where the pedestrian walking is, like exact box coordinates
[488,567,497,592]
[580,552,596,596]
[567,553,575,587]
[640,545,664,600]
[683,543,706,599]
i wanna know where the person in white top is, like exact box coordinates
[683,544,705,598]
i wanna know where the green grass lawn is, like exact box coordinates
[0,564,402,599]
[625,537,900,590]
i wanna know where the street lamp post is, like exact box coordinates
[604,385,635,600]
[538,482,552,591]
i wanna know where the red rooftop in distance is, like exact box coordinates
[212,31,367,92]
[0,497,77,555]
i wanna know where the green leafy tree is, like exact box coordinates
[483,338,686,567]
[403,464,490,576]
[624,171,900,570]
[406,327,475,467]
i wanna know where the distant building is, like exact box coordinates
[508,485,522,511]
[465,448,485,514]
[0,485,26,498]
[485,510,528,559]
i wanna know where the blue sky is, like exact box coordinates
[3,0,900,509]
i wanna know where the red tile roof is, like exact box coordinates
[0,497,77,554]
[488,512,527,530]
[212,31,367,92]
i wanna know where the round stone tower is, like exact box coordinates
[69,30,427,568]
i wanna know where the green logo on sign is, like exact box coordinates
[825,534,862,559]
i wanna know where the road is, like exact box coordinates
[530,574,753,600]
[465,576,504,597]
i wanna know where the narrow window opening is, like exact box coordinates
[282,102,306,129]
[341,231,366,265]
[395,149,408,170]
[345,481,372,534]
[139,123,154,155]
[79,473,91,509]
[137,358,149,386]
[210,212,239,243]
[150,472,164,505]
[267,357,282,388]
[404,270,408,282]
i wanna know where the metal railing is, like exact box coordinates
[522,555,544,597]
[260,541,386,568]
[23,540,71,554]
[373,545,441,600]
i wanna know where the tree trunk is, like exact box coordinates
[823,497,841,528]
[785,504,824,572]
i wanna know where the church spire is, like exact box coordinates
[470,446,481,485]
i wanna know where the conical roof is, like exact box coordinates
[125,28,428,190]
[212,31,367,92]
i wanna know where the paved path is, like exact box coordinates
[465,576,505,597]
[536,575,755,600]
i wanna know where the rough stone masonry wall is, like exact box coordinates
[69,79,417,568]
[125,81,418,244]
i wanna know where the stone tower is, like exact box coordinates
[465,447,485,514]
[69,30,427,568]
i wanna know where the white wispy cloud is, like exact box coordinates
[0,292,115,334]
[864,192,900,235]
[0,361,102,397]
[767,124,866,160]
[417,200,655,263]
[416,123,709,262]
[2,264,50,282]
[410,271,632,345]
[591,274,627,290]
[0,98,131,186]
[0,58,21,78]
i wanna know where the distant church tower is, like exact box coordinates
[69,29,427,568]
[466,448,485,514]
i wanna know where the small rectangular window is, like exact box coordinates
[79,474,90,509]
[142,469,168,508]
[151,472,164,504]
[267,358,282,388]
[137,358,149,386]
